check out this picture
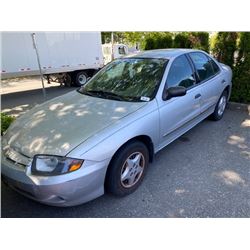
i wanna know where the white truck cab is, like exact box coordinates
[102,43,129,65]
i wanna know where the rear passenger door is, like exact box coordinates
[188,52,223,114]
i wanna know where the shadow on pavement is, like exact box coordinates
[1,86,77,117]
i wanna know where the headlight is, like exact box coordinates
[31,155,84,176]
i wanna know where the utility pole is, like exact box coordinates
[111,32,114,61]
[31,33,46,99]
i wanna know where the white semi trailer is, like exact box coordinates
[1,32,104,86]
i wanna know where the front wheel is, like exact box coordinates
[105,141,149,196]
[210,90,228,121]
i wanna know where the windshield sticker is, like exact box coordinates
[140,96,150,102]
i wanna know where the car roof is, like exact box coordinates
[128,49,202,60]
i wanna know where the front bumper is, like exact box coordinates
[1,157,110,206]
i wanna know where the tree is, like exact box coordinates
[237,32,250,61]
[101,32,112,44]
[190,32,209,52]
[101,32,146,49]
[122,32,146,49]
[231,32,250,103]
[144,32,173,50]
[173,32,209,51]
[101,32,126,44]
[156,32,173,49]
[232,55,250,103]
[144,37,156,50]
[173,32,192,48]
[211,32,238,68]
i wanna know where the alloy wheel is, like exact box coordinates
[218,95,227,116]
[120,152,145,188]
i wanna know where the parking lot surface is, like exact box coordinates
[1,79,250,217]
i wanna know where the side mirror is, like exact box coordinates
[163,86,187,100]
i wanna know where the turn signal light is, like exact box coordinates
[68,162,82,172]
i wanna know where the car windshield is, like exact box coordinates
[78,58,168,102]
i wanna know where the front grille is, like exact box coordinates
[5,156,27,168]
[3,147,32,168]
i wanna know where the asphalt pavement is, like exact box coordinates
[1,76,77,117]
[1,78,250,217]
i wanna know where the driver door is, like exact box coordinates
[158,54,202,148]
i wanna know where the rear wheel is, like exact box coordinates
[74,71,88,87]
[210,90,228,121]
[105,141,149,196]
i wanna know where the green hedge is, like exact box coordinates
[212,32,250,103]
[144,32,173,50]
[211,32,237,68]
[1,113,15,135]
[173,32,191,48]
[232,54,250,103]
[144,32,209,52]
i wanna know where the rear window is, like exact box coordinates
[209,58,220,74]
[189,52,215,82]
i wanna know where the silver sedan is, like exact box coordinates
[1,49,232,206]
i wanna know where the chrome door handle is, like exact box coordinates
[195,93,201,99]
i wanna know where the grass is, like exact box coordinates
[1,113,15,135]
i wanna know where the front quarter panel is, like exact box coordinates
[67,100,159,162]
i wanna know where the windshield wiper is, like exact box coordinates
[79,88,145,102]
[83,90,126,101]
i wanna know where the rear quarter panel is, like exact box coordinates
[219,63,233,100]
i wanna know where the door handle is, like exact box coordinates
[221,79,226,84]
[195,93,201,99]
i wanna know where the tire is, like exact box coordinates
[105,141,149,197]
[210,90,228,121]
[74,71,88,87]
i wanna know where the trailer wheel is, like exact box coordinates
[74,71,88,87]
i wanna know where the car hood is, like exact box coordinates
[3,90,147,158]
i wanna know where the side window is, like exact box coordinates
[189,52,214,81]
[209,58,220,74]
[118,46,126,55]
[167,55,196,89]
